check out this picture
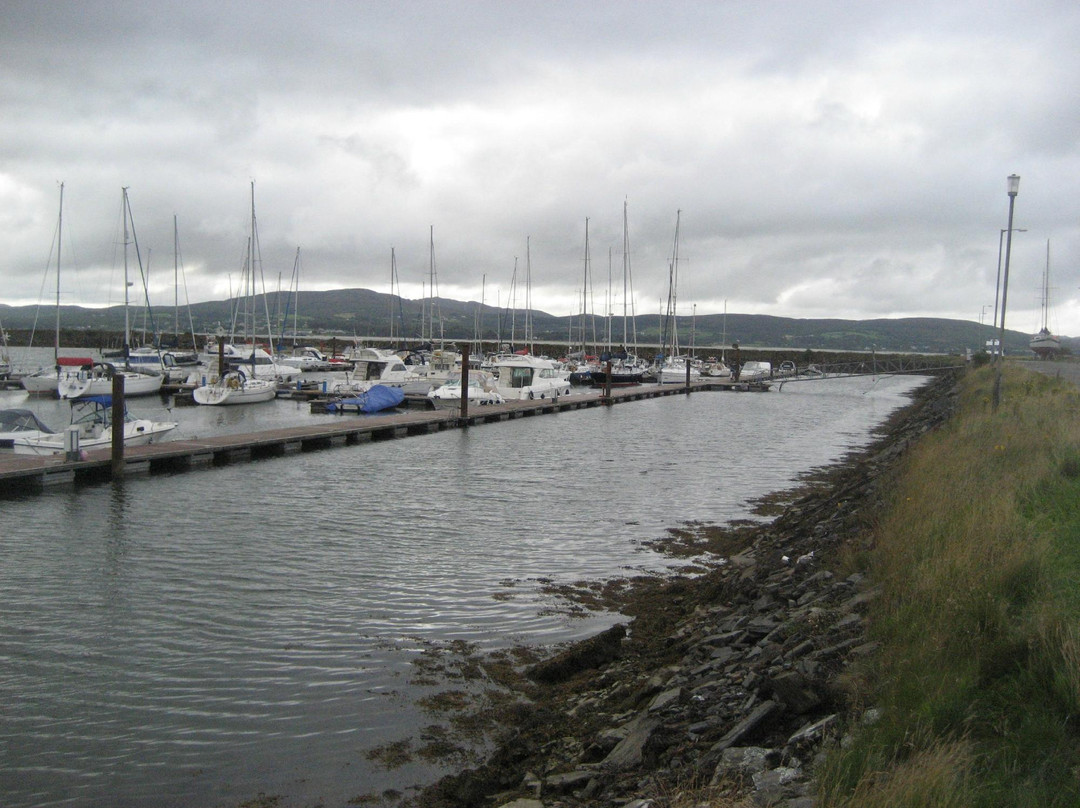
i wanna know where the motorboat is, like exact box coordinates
[333,347,425,395]
[127,346,192,383]
[427,370,505,409]
[738,361,772,382]
[57,360,165,399]
[0,408,56,450]
[492,354,571,400]
[192,369,277,406]
[10,394,177,455]
[222,344,302,382]
[278,346,337,372]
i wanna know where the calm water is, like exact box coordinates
[0,358,927,807]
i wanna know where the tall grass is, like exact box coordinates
[819,365,1080,807]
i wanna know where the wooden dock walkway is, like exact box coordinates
[0,380,764,496]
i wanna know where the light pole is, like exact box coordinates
[992,226,1026,331]
[992,174,1020,411]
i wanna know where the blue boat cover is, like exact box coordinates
[325,384,405,414]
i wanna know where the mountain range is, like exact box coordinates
[0,288,1068,356]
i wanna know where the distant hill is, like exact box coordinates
[0,288,1064,356]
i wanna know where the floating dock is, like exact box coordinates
[0,380,768,496]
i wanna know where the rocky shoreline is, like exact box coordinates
[411,371,960,808]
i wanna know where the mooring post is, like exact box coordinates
[217,339,225,378]
[604,359,613,404]
[459,345,470,423]
[684,356,691,392]
[111,372,125,477]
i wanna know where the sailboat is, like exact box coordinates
[58,188,164,399]
[591,200,645,387]
[161,214,201,365]
[194,182,279,405]
[656,210,701,384]
[22,183,95,396]
[1030,240,1061,358]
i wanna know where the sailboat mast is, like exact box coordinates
[122,187,131,359]
[1043,240,1051,331]
[55,182,63,365]
[292,247,300,348]
[428,226,434,345]
[664,210,681,358]
[509,257,518,347]
[525,236,533,354]
[393,247,401,345]
[622,200,629,350]
[173,215,180,337]
[581,218,589,353]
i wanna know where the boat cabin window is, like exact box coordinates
[507,367,533,388]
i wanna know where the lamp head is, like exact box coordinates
[1007,174,1020,197]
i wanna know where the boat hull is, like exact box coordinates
[11,421,176,455]
[193,377,277,405]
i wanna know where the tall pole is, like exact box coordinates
[992,228,1004,331]
[992,174,1020,411]
[992,227,1025,333]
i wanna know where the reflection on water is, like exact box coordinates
[0,374,925,807]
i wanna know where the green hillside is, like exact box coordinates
[0,288,1059,356]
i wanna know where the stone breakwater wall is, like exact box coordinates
[419,371,961,808]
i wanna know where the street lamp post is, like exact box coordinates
[992,174,1021,411]
[992,226,1026,331]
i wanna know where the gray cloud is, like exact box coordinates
[2,0,1078,337]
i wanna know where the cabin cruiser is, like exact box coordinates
[427,370,505,409]
[492,354,571,400]
[333,347,424,395]
[738,361,772,382]
[221,344,302,382]
[126,346,192,383]
[278,346,337,372]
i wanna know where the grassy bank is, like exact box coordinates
[819,364,1080,807]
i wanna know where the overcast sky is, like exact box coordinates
[3,0,1079,336]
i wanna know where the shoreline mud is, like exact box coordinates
[396,370,961,808]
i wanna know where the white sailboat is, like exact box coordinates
[592,200,646,387]
[194,182,279,405]
[1030,239,1061,359]
[58,188,164,399]
[656,210,701,384]
[192,369,276,405]
[22,183,96,396]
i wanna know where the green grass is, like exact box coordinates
[818,364,1080,807]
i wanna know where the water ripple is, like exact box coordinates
[0,375,924,806]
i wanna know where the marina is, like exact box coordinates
[0,378,766,495]
[0,363,929,808]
